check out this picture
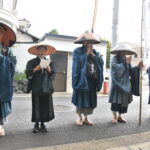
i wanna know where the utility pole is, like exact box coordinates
[91,0,98,33]
[112,0,120,47]
[139,0,145,125]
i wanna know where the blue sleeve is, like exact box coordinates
[72,48,88,91]
[110,56,131,93]
[94,51,104,91]
[7,49,17,76]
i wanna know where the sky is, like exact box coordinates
[16,0,143,44]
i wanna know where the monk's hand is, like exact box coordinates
[47,66,51,73]
[90,51,95,57]
[33,65,41,72]
[138,61,143,68]
[126,56,132,64]
[86,50,91,55]
[87,44,94,55]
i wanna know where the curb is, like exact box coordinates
[18,131,150,150]
[13,93,108,98]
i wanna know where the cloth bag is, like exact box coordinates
[42,73,54,94]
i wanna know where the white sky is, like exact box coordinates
[17,0,142,44]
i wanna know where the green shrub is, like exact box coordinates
[14,72,27,81]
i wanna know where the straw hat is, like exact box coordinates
[0,23,16,47]
[111,43,136,55]
[74,31,100,44]
[28,43,56,55]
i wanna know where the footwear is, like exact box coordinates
[76,119,83,126]
[0,126,5,136]
[32,124,40,133]
[111,118,118,124]
[40,124,47,132]
[112,112,118,124]
[83,119,94,126]
[117,117,127,123]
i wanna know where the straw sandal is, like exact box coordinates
[112,118,118,124]
[0,126,5,136]
[117,117,127,123]
[83,119,94,126]
[76,119,83,126]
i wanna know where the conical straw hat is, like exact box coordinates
[74,31,100,44]
[111,43,136,55]
[28,42,56,55]
[0,22,16,47]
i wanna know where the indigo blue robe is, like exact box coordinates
[109,55,140,108]
[72,46,104,109]
[0,43,16,123]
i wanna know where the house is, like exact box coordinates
[13,32,107,93]
[39,33,108,93]
[12,28,39,72]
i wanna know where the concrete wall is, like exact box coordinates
[66,52,73,93]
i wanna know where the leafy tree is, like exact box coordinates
[49,29,59,34]
[14,72,27,81]
[99,38,111,69]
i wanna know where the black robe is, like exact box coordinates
[25,57,55,122]
[147,67,150,104]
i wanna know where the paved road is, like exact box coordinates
[0,83,149,150]
[18,131,150,150]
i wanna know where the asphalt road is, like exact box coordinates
[0,83,149,150]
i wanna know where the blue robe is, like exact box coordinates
[0,43,16,124]
[109,55,140,108]
[72,46,103,109]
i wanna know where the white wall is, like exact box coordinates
[16,31,35,42]
[66,53,73,93]
[45,37,107,57]
[12,43,35,72]
[11,30,38,72]
[44,37,79,52]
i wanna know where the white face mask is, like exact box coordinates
[37,46,47,59]
[38,55,45,59]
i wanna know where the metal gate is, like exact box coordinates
[51,51,68,92]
